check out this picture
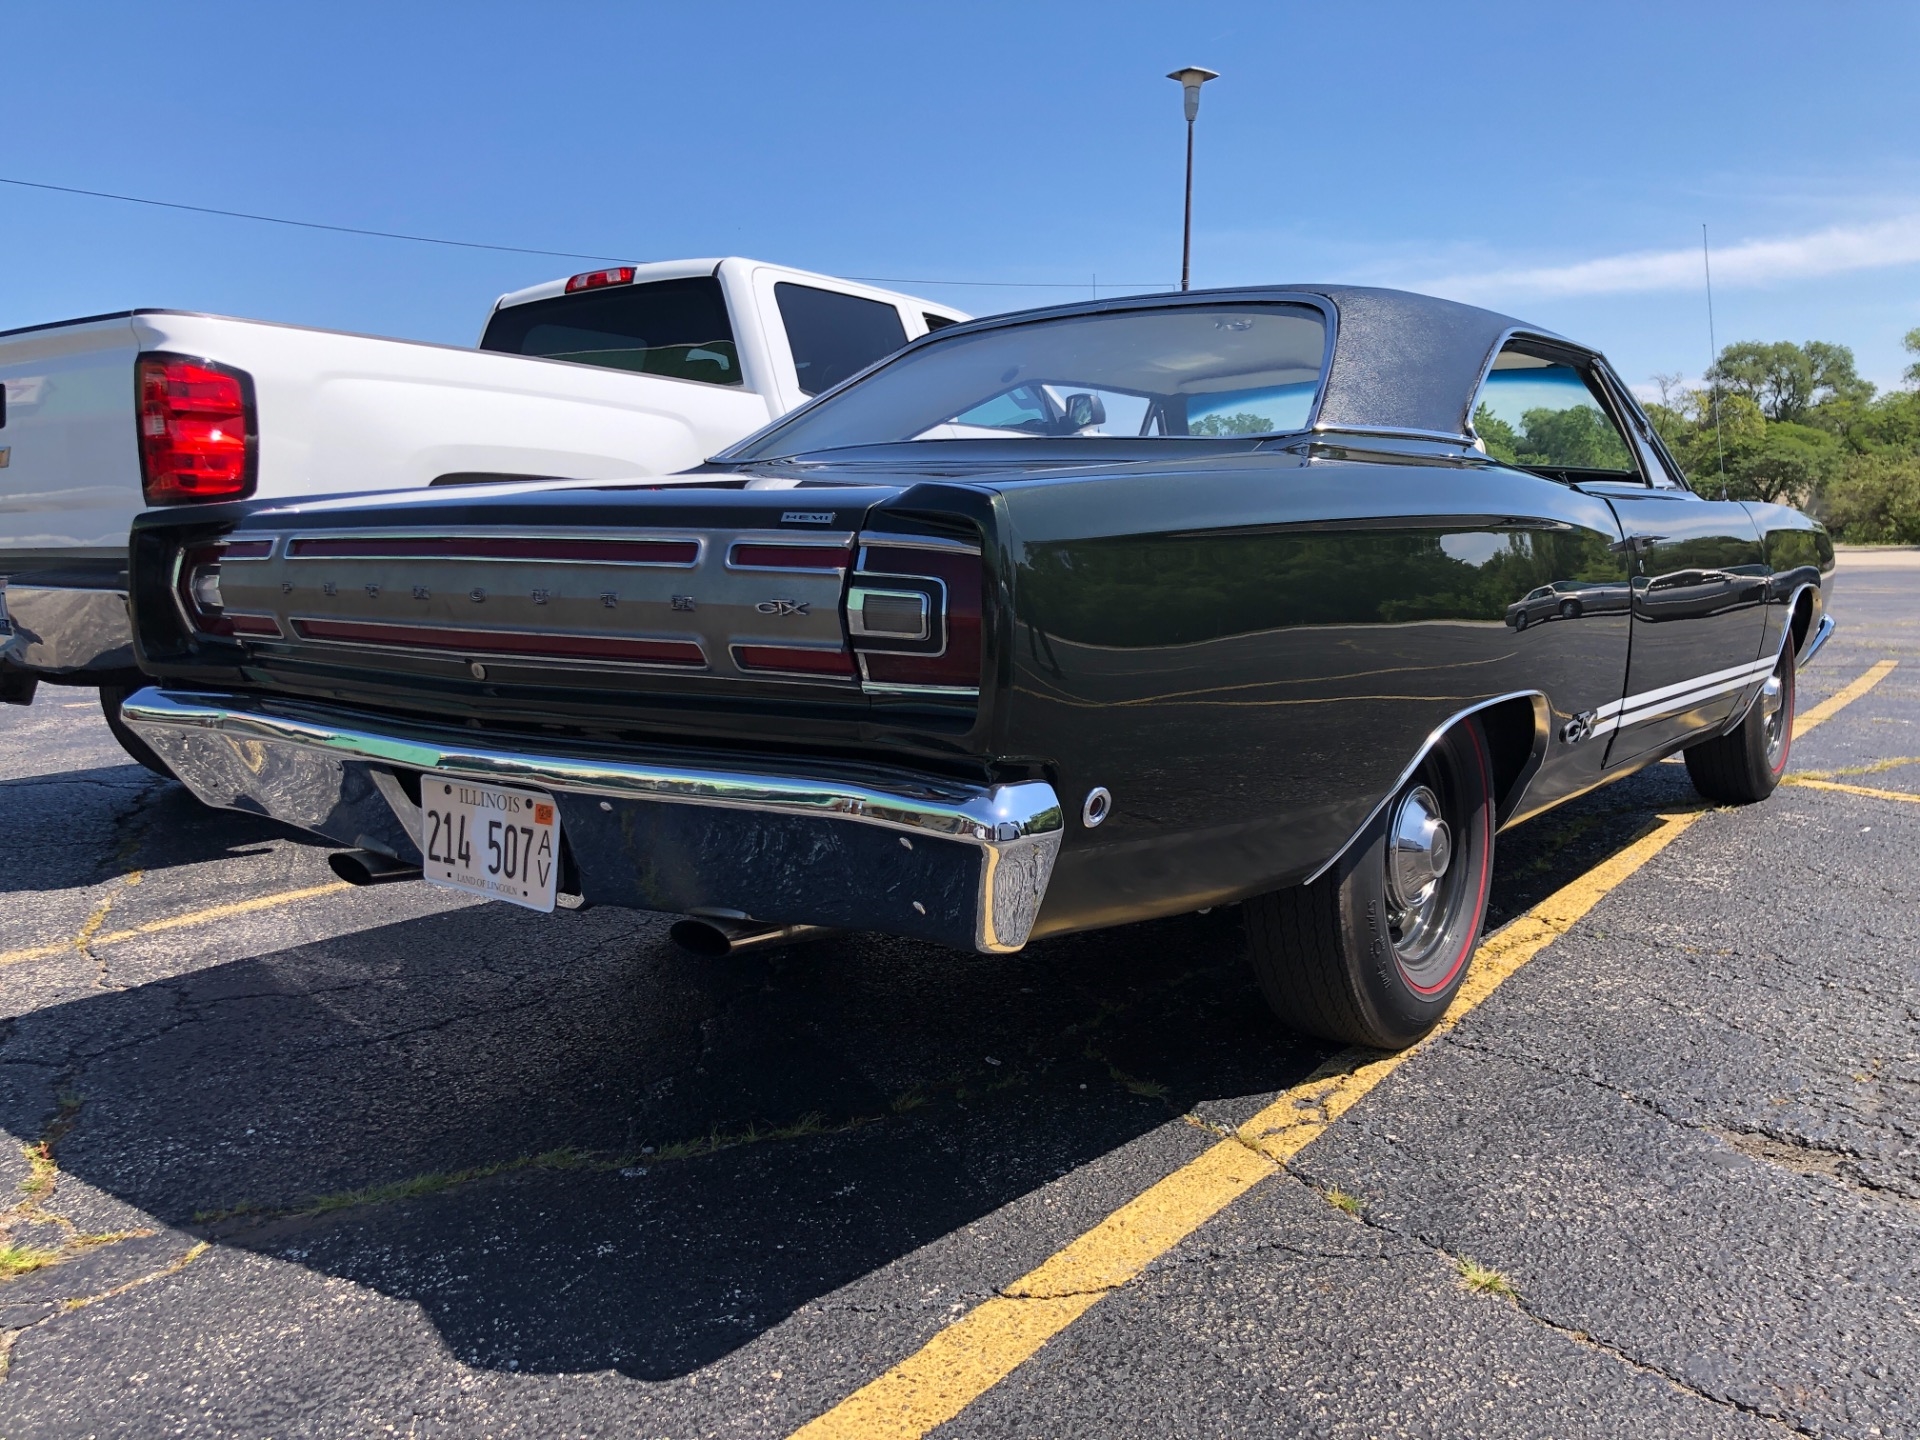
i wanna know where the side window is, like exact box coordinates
[1471,347,1637,478]
[1598,369,1688,490]
[774,283,910,397]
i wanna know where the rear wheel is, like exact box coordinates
[1683,648,1793,804]
[99,684,175,779]
[1245,718,1496,1050]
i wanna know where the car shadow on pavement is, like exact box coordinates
[0,760,1700,1379]
[0,891,1326,1379]
[0,768,332,895]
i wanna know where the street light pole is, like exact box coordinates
[1167,67,1218,291]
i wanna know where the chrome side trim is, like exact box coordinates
[857,532,983,555]
[121,687,1063,953]
[1304,690,1550,886]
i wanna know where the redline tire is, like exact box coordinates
[1245,717,1496,1050]
[1684,648,1794,805]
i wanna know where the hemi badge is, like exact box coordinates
[781,510,835,524]
[0,448,10,469]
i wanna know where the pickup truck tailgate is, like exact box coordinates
[0,314,143,552]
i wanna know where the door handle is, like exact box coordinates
[1609,533,1667,556]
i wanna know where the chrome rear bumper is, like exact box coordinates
[120,688,1063,953]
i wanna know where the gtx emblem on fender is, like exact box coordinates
[756,599,810,617]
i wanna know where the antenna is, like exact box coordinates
[1702,223,1728,495]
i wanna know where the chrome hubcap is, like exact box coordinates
[1386,785,1452,914]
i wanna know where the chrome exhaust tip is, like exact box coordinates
[669,917,839,957]
[328,849,424,887]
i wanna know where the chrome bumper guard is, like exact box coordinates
[121,688,1064,953]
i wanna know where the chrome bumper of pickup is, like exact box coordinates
[0,582,135,674]
[120,688,1064,953]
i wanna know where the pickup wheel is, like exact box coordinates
[99,685,175,780]
[1244,717,1495,1051]
[1683,648,1793,804]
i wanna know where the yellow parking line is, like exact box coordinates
[1786,777,1920,806]
[1798,659,1897,736]
[788,810,1704,1440]
[0,882,352,968]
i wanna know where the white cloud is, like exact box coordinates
[1420,215,1920,303]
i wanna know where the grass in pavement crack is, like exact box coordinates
[1,1093,158,1288]
[1455,1254,1520,1301]
[198,1111,881,1226]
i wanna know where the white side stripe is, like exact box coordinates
[1588,655,1776,739]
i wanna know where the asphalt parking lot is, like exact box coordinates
[2,553,1917,1439]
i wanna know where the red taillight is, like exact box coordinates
[137,354,257,505]
[848,544,982,692]
[564,266,636,294]
[728,542,853,572]
[734,644,857,677]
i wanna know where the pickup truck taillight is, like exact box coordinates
[137,354,258,505]
[847,542,982,692]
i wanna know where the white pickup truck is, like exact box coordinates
[0,257,965,754]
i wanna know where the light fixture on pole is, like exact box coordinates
[1167,66,1218,291]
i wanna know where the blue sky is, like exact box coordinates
[4,1,1918,394]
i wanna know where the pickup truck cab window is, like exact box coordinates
[727,302,1328,459]
[775,283,910,396]
[479,276,743,386]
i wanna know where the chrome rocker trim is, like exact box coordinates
[122,687,1064,954]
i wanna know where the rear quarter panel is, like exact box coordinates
[1742,500,1836,661]
[994,452,1634,937]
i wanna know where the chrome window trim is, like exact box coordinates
[1307,423,1475,447]
[1305,691,1552,886]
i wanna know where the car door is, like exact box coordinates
[1585,364,1769,766]
[1469,342,1768,771]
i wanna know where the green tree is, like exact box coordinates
[1905,327,1920,389]
[1707,339,1873,423]
[1190,411,1273,437]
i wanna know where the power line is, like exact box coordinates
[0,174,1170,292]
[0,175,626,262]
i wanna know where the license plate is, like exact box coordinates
[418,777,561,913]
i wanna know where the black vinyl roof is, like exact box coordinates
[928,284,1570,441]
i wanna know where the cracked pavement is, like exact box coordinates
[1,562,1917,1437]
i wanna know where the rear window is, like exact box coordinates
[775,283,909,396]
[480,276,742,386]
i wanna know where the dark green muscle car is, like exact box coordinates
[118,286,1834,1050]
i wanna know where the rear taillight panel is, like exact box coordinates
[137,353,258,505]
[173,538,278,638]
[848,539,983,693]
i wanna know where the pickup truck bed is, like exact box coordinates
[0,259,964,701]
